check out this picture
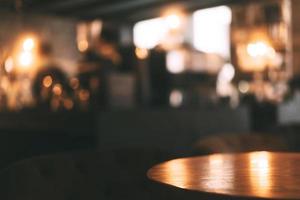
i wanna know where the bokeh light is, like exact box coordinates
[166,50,185,74]
[170,90,183,108]
[193,6,232,58]
[79,89,90,101]
[247,41,270,58]
[64,98,74,110]
[18,51,34,68]
[78,40,89,52]
[70,77,80,90]
[53,84,63,96]
[23,38,35,51]
[239,81,250,94]
[4,57,14,73]
[135,48,149,60]
[165,14,181,29]
[218,63,235,83]
[43,75,53,88]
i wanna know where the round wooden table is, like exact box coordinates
[148,152,300,199]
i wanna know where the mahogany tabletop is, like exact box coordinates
[147,152,300,199]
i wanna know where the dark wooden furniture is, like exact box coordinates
[0,111,96,170]
[0,149,173,200]
[148,152,300,199]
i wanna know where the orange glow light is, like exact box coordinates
[70,77,80,90]
[249,152,272,196]
[53,84,63,96]
[135,48,149,60]
[43,75,53,88]
[78,40,89,52]
[165,14,181,29]
[15,35,38,72]
[18,51,34,68]
[23,38,35,51]
[238,81,250,94]
[247,41,271,58]
[203,154,234,191]
[64,99,74,110]
[79,89,90,101]
[4,57,14,73]
[163,159,189,188]
[162,8,185,30]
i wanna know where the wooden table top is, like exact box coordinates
[147,152,300,199]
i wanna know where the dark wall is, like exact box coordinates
[97,107,250,154]
[0,107,250,169]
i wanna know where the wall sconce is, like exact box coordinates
[236,35,287,103]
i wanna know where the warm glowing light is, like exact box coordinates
[1,77,9,91]
[23,38,35,51]
[77,23,89,52]
[53,84,63,96]
[249,152,272,196]
[209,155,224,166]
[239,81,250,94]
[90,20,103,40]
[170,90,183,108]
[218,63,235,83]
[133,9,184,49]
[43,76,53,88]
[163,160,189,188]
[239,40,277,72]
[16,36,37,70]
[78,40,89,52]
[165,14,181,29]
[4,57,14,73]
[193,6,232,58]
[70,78,80,90]
[250,152,270,169]
[236,44,261,72]
[133,18,168,49]
[64,99,74,110]
[19,51,34,68]
[166,50,185,74]
[269,52,283,68]
[79,89,90,101]
[201,154,234,191]
[247,41,270,58]
[217,63,235,98]
[135,48,149,60]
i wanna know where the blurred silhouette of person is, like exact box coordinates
[78,26,122,109]
[148,45,170,106]
[32,42,69,110]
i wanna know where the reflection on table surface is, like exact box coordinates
[148,152,300,199]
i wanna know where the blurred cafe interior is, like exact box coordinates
[1,0,300,199]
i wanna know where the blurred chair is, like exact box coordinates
[192,133,290,155]
[270,124,300,152]
[0,148,174,200]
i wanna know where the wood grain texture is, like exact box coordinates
[148,152,300,199]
